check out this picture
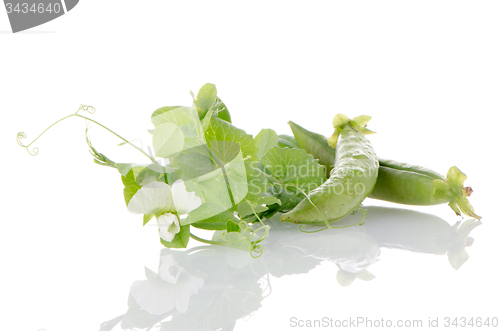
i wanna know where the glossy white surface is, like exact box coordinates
[2,1,499,330]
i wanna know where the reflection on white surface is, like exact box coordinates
[130,253,204,315]
[100,207,481,331]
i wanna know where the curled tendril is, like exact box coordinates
[216,220,270,258]
[250,244,265,258]
[17,132,39,156]
[298,208,367,233]
[298,224,329,233]
[258,273,273,298]
[17,104,95,156]
[78,104,96,114]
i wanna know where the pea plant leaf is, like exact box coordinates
[260,146,326,193]
[115,163,175,180]
[122,169,143,206]
[151,106,205,150]
[277,134,301,149]
[237,196,281,219]
[244,161,268,202]
[152,122,185,158]
[200,117,264,212]
[182,202,228,226]
[86,131,117,169]
[213,97,231,123]
[204,117,258,161]
[201,106,215,133]
[226,220,240,233]
[238,147,327,221]
[181,150,248,226]
[160,225,190,249]
[190,209,238,231]
[120,165,172,207]
[151,106,188,127]
[151,106,191,127]
[255,129,279,160]
[195,83,218,119]
[143,214,154,226]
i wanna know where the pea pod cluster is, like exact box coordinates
[285,116,481,224]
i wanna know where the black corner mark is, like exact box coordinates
[4,0,79,33]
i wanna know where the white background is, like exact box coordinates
[1,1,499,330]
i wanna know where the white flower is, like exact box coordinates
[127,180,202,242]
[130,253,204,315]
[158,254,182,284]
[157,213,180,242]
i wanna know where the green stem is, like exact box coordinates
[208,147,236,209]
[28,114,75,148]
[17,113,76,155]
[190,233,227,246]
[247,201,265,225]
[76,114,159,165]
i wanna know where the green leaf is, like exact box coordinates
[151,106,206,152]
[115,163,174,180]
[277,134,300,149]
[237,196,281,219]
[121,169,142,206]
[255,129,279,160]
[190,209,238,230]
[257,196,282,205]
[152,122,185,158]
[201,106,215,133]
[120,165,172,206]
[151,106,191,127]
[195,83,218,119]
[204,117,258,161]
[226,220,240,233]
[143,214,154,226]
[208,140,241,165]
[237,201,267,219]
[151,106,184,124]
[211,231,252,251]
[261,146,326,194]
[160,225,190,248]
[182,202,229,226]
[214,97,231,123]
[86,129,116,168]
[244,161,268,201]
[182,151,249,221]
[265,185,304,215]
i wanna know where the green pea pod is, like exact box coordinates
[287,122,481,220]
[281,117,379,225]
[371,161,480,219]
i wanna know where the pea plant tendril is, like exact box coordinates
[17,104,159,164]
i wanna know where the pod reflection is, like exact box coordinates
[100,207,480,330]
